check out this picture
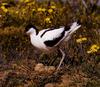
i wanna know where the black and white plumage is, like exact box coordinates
[25,22,81,70]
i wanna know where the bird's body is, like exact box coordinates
[29,27,65,50]
[25,22,81,70]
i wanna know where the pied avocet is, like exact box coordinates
[25,21,81,70]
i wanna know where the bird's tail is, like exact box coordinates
[69,21,81,34]
[64,21,81,41]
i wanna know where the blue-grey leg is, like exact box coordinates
[56,48,65,70]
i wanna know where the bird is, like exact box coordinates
[25,21,81,70]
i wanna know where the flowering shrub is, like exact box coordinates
[0,0,99,28]
[87,44,100,54]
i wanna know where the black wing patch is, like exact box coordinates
[65,25,70,31]
[44,31,65,47]
[41,28,55,37]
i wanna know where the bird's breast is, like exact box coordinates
[30,35,48,50]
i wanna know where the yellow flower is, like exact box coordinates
[76,37,87,43]
[37,8,46,12]
[1,6,8,13]
[87,44,100,54]
[15,11,19,14]
[45,17,50,21]
[42,8,46,12]
[32,1,35,5]
[82,37,87,41]
[32,9,35,12]
[27,1,35,5]
[51,6,56,9]
[2,3,8,6]
[20,0,29,3]
[45,17,51,23]
[91,44,99,50]
[48,21,51,23]
[37,8,42,11]
[24,0,30,3]
[48,9,53,13]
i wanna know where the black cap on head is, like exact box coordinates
[25,24,38,34]
[25,24,37,31]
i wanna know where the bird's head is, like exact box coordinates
[25,24,38,35]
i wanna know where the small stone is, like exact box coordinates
[47,66,55,74]
[44,66,48,71]
[45,83,55,87]
[34,63,45,73]
[61,74,72,86]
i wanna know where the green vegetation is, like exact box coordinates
[0,0,100,87]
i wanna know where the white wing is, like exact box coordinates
[38,28,49,37]
[41,27,65,41]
